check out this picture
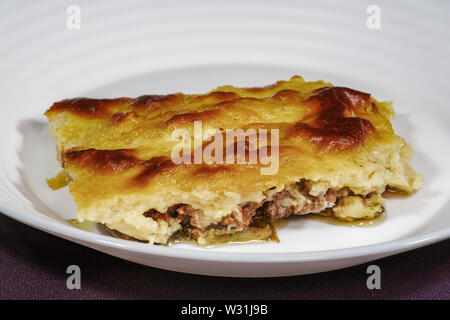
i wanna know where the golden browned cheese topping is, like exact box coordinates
[63,149,140,172]
[45,76,413,199]
[288,87,375,151]
[48,77,390,184]
[63,149,177,185]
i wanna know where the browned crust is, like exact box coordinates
[133,157,177,185]
[46,97,132,118]
[58,84,379,176]
[164,109,222,127]
[287,87,375,151]
[288,117,374,151]
[63,149,178,183]
[191,91,239,103]
[63,149,140,172]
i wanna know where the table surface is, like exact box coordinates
[0,213,448,300]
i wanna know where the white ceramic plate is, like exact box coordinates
[1,0,449,277]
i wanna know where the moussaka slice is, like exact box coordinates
[45,76,422,245]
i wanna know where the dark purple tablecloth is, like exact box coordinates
[0,213,448,300]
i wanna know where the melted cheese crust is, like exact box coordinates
[45,76,422,244]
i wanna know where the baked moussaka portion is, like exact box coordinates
[45,76,422,245]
